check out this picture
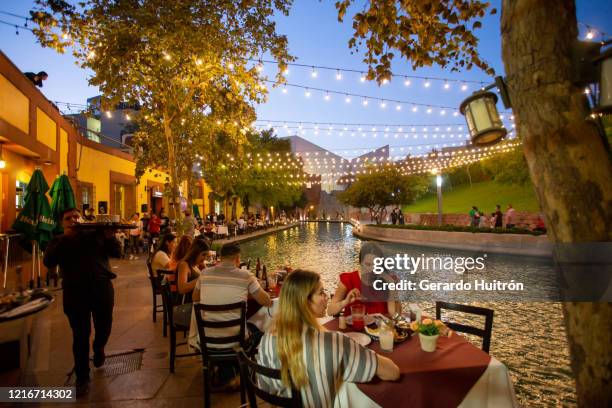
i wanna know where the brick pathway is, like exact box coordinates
[9,256,242,407]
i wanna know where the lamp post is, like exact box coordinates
[436,173,443,226]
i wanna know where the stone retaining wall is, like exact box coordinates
[349,210,542,230]
[354,224,552,257]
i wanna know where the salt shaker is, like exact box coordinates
[338,308,347,330]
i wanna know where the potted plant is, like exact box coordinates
[410,318,445,352]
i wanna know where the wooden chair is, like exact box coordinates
[193,302,248,408]
[157,269,176,337]
[160,281,198,373]
[238,350,302,408]
[435,301,494,353]
[146,260,164,323]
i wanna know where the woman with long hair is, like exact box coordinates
[163,235,192,293]
[150,233,176,277]
[173,238,209,327]
[170,235,192,270]
[257,269,399,407]
[176,238,209,297]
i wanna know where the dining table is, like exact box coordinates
[321,316,518,408]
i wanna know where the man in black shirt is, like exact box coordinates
[24,71,48,87]
[44,208,121,396]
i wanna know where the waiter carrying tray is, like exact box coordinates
[43,208,122,397]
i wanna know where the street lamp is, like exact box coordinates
[460,91,507,146]
[459,75,511,147]
[436,174,443,226]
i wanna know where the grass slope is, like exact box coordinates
[403,180,540,214]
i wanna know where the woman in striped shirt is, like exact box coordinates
[257,269,399,407]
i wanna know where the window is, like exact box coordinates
[81,183,94,207]
[15,180,27,209]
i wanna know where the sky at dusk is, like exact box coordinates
[1,1,611,159]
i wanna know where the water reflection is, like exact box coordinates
[239,222,576,407]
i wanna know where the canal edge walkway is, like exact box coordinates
[212,222,299,247]
[350,221,553,258]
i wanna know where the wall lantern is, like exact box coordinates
[459,91,507,146]
[459,76,511,147]
[592,47,612,115]
[0,143,5,169]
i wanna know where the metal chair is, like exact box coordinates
[160,281,198,373]
[435,301,494,353]
[146,260,164,323]
[238,350,302,408]
[193,302,247,408]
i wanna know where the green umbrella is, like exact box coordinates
[12,169,55,288]
[50,174,76,234]
[192,203,201,219]
[12,169,56,247]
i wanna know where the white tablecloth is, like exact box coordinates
[216,225,229,235]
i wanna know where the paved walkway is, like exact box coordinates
[8,256,242,408]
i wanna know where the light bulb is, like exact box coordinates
[362,99,368,106]
[311,68,318,78]
[461,84,468,91]
[305,89,311,97]
[336,71,342,80]
[282,87,288,94]
[424,80,431,88]
[404,79,411,86]
[345,96,351,103]
[444,82,450,89]
[586,31,594,40]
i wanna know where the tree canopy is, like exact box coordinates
[30,0,294,217]
[338,166,428,223]
[335,0,496,83]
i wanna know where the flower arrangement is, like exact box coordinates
[410,318,445,336]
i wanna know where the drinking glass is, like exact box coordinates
[351,304,365,330]
[379,322,394,352]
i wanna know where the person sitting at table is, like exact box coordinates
[164,235,192,292]
[190,243,272,387]
[173,239,209,326]
[257,269,400,406]
[328,242,400,317]
[150,233,176,277]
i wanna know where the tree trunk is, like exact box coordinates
[162,115,182,224]
[502,1,612,405]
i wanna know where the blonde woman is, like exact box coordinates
[257,269,399,407]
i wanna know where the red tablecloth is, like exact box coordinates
[324,319,491,408]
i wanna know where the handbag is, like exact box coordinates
[173,296,193,327]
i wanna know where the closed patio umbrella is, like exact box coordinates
[12,168,55,288]
[192,204,201,219]
[49,174,76,234]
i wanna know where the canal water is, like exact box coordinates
[239,222,576,407]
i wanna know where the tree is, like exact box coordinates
[336,1,612,405]
[30,0,293,218]
[481,148,531,185]
[339,166,428,224]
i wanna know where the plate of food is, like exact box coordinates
[346,314,375,326]
[365,324,412,343]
